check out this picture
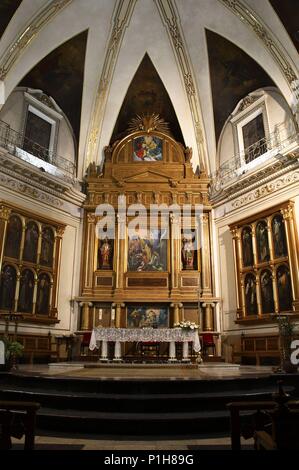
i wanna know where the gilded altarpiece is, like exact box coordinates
[79,117,217,334]
[0,202,65,324]
[230,202,299,323]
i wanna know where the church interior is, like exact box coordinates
[0,0,299,452]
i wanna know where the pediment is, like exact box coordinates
[123,170,171,183]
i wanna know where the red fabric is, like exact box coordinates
[82,332,91,345]
[201,333,214,345]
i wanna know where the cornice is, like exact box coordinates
[0,0,72,80]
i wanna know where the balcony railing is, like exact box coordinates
[210,123,298,197]
[0,119,76,180]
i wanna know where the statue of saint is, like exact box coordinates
[182,235,195,270]
[99,237,113,269]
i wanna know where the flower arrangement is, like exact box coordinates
[174,320,199,331]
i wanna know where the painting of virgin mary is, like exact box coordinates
[133,135,163,161]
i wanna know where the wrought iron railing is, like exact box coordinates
[0,119,76,179]
[210,123,298,196]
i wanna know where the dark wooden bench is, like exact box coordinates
[0,401,40,450]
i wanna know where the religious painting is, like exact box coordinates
[4,215,22,259]
[133,135,163,161]
[242,113,267,163]
[272,214,288,258]
[128,229,167,272]
[18,269,34,313]
[23,221,39,263]
[36,273,51,315]
[40,227,54,267]
[260,269,274,314]
[241,227,254,267]
[256,220,270,263]
[0,265,17,310]
[277,264,292,312]
[97,237,114,270]
[23,110,52,161]
[127,305,169,328]
[181,231,198,270]
[244,273,258,315]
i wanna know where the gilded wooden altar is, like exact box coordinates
[78,116,217,333]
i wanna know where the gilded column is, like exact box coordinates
[171,303,180,325]
[115,302,125,328]
[170,213,180,293]
[281,204,299,310]
[231,228,244,318]
[51,226,65,316]
[80,301,92,330]
[115,213,126,291]
[256,274,262,316]
[199,213,212,297]
[0,205,11,271]
[202,302,215,331]
[251,224,258,266]
[84,213,96,289]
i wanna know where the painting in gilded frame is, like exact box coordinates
[127,305,169,328]
[133,135,163,161]
[128,229,167,272]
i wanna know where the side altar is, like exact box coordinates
[77,114,220,359]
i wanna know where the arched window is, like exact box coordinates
[23,221,39,263]
[4,215,22,259]
[36,273,51,315]
[18,269,35,313]
[0,265,17,310]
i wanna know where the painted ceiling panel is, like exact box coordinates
[206,29,275,142]
[111,53,184,145]
[19,30,88,145]
[269,0,299,53]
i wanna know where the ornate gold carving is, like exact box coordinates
[127,113,170,135]
[0,0,72,80]
[0,205,11,220]
[155,0,207,171]
[87,212,96,224]
[281,205,293,221]
[85,0,137,169]
[219,0,298,91]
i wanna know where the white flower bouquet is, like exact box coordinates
[173,320,199,331]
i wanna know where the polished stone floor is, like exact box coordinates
[14,363,275,380]
[11,432,254,450]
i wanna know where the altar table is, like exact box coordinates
[89,327,201,362]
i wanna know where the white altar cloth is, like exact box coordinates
[89,327,201,352]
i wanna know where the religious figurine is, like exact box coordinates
[260,270,274,313]
[245,274,257,315]
[256,221,270,262]
[36,274,50,315]
[40,228,54,266]
[23,222,39,263]
[242,228,253,267]
[181,234,195,270]
[0,265,16,310]
[272,216,287,258]
[98,237,113,269]
[18,270,34,312]
[277,266,292,311]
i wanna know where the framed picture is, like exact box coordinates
[127,305,169,328]
[128,229,167,272]
[133,135,163,161]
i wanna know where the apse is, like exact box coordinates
[206,29,275,143]
[110,53,185,145]
[18,30,88,146]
